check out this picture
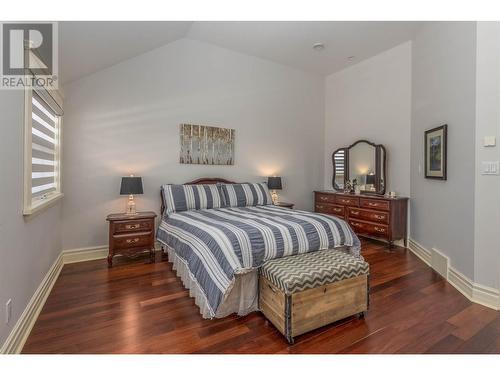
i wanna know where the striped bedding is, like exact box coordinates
[156,205,361,318]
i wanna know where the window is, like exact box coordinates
[23,88,63,215]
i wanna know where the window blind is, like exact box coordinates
[334,150,345,178]
[31,91,60,202]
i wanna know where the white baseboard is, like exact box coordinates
[1,242,165,354]
[62,245,108,264]
[0,252,64,354]
[407,238,431,266]
[408,238,499,311]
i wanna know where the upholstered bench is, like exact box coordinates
[259,249,370,344]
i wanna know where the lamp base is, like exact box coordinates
[126,195,137,215]
[271,190,280,205]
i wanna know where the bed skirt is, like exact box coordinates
[165,245,259,319]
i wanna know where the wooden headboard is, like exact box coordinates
[160,177,236,215]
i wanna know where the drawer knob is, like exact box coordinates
[125,224,140,229]
[374,214,385,220]
[320,196,328,201]
[351,222,361,227]
[368,202,377,206]
[374,226,385,233]
[126,238,140,244]
[351,210,359,215]
[334,208,341,212]
[317,205,323,209]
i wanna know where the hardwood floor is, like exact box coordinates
[22,239,500,354]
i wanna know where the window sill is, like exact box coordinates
[23,192,64,218]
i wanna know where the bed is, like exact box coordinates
[156,178,361,319]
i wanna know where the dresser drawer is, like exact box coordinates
[359,198,390,211]
[113,219,153,234]
[335,196,359,207]
[315,203,344,217]
[112,232,152,249]
[315,193,336,204]
[348,219,389,237]
[347,207,389,224]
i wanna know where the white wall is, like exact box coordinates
[0,91,62,347]
[475,22,500,290]
[411,22,477,280]
[324,42,412,197]
[61,38,325,250]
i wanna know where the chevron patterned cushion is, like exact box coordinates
[260,249,369,295]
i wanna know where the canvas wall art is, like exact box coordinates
[180,124,235,165]
[425,124,447,180]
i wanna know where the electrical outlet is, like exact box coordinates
[5,299,12,324]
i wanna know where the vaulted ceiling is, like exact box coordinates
[59,21,422,84]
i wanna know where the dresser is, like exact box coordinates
[106,211,157,267]
[314,191,408,247]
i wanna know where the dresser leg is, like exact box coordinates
[150,248,155,264]
[107,255,113,268]
[388,241,394,249]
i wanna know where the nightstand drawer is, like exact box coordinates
[113,232,152,249]
[113,219,153,234]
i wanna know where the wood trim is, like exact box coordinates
[184,177,236,185]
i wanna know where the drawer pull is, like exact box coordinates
[351,222,362,227]
[333,208,342,212]
[351,210,359,215]
[320,196,328,201]
[126,238,140,244]
[125,224,140,229]
[374,214,385,220]
[368,202,378,207]
[374,226,386,233]
[316,204,324,209]
[341,199,349,203]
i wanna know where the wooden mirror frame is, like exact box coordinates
[332,140,387,195]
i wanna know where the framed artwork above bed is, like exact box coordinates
[179,123,235,165]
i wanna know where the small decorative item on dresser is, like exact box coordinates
[275,202,294,209]
[120,175,144,215]
[267,176,282,204]
[106,211,157,268]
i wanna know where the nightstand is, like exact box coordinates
[106,211,157,268]
[275,202,294,209]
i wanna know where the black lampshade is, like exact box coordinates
[267,176,282,190]
[120,176,143,195]
[365,174,376,185]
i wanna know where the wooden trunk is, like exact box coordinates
[259,274,369,344]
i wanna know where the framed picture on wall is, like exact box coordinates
[425,124,448,180]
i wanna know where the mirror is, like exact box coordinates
[332,140,386,195]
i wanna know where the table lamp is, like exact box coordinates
[120,175,143,215]
[267,176,282,205]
